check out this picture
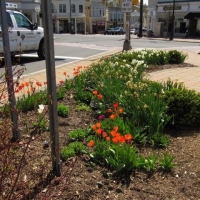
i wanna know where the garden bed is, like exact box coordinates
[1,50,200,199]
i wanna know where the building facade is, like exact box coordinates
[106,6,124,29]
[147,0,200,37]
[85,0,106,34]
[52,0,86,34]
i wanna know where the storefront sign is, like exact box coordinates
[163,5,181,11]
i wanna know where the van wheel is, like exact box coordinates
[37,40,45,60]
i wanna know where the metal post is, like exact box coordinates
[41,0,61,176]
[138,0,143,37]
[116,3,118,27]
[170,0,175,40]
[69,0,71,34]
[123,12,132,51]
[0,0,20,141]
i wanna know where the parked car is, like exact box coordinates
[130,28,138,35]
[137,28,154,37]
[104,28,114,35]
[130,28,135,35]
[113,27,126,35]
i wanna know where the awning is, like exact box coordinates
[184,12,200,19]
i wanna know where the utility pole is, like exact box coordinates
[170,0,175,40]
[138,0,143,37]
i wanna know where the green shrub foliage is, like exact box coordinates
[163,88,200,128]
[167,50,187,64]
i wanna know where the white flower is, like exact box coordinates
[38,104,44,113]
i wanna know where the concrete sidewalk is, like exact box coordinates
[16,37,200,95]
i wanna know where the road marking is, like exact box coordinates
[20,54,84,60]
[54,42,121,50]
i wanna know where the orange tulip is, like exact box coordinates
[93,90,98,95]
[96,122,101,128]
[87,140,95,147]
[96,129,102,135]
[97,94,103,100]
[91,124,97,130]
[102,132,107,138]
[124,134,133,141]
[109,114,116,120]
[118,108,123,113]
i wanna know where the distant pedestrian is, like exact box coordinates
[185,26,189,38]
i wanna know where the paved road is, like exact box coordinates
[0,34,199,78]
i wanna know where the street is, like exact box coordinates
[0,34,199,78]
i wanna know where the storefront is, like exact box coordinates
[147,1,200,38]
[92,20,105,33]
[54,17,86,34]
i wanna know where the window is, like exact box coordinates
[59,4,66,13]
[71,4,76,13]
[79,5,83,13]
[13,13,32,29]
[0,12,13,27]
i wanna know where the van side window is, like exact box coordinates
[0,12,13,27]
[13,13,32,29]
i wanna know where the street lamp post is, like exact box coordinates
[170,0,175,40]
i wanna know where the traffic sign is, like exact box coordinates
[121,0,132,13]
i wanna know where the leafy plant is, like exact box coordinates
[159,152,176,171]
[32,104,48,133]
[57,104,70,118]
[75,103,92,111]
[144,153,158,171]
[56,86,67,100]
[74,90,92,105]
[150,132,169,148]
[61,147,75,161]
[68,141,86,153]
[69,129,88,141]
[16,90,48,112]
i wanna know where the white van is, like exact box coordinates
[0,9,45,60]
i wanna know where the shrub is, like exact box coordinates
[57,104,70,117]
[167,50,187,64]
[163,88,200,128]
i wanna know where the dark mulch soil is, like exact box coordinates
[2,63,200,200]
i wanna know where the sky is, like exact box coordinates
[143,0,148,5]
